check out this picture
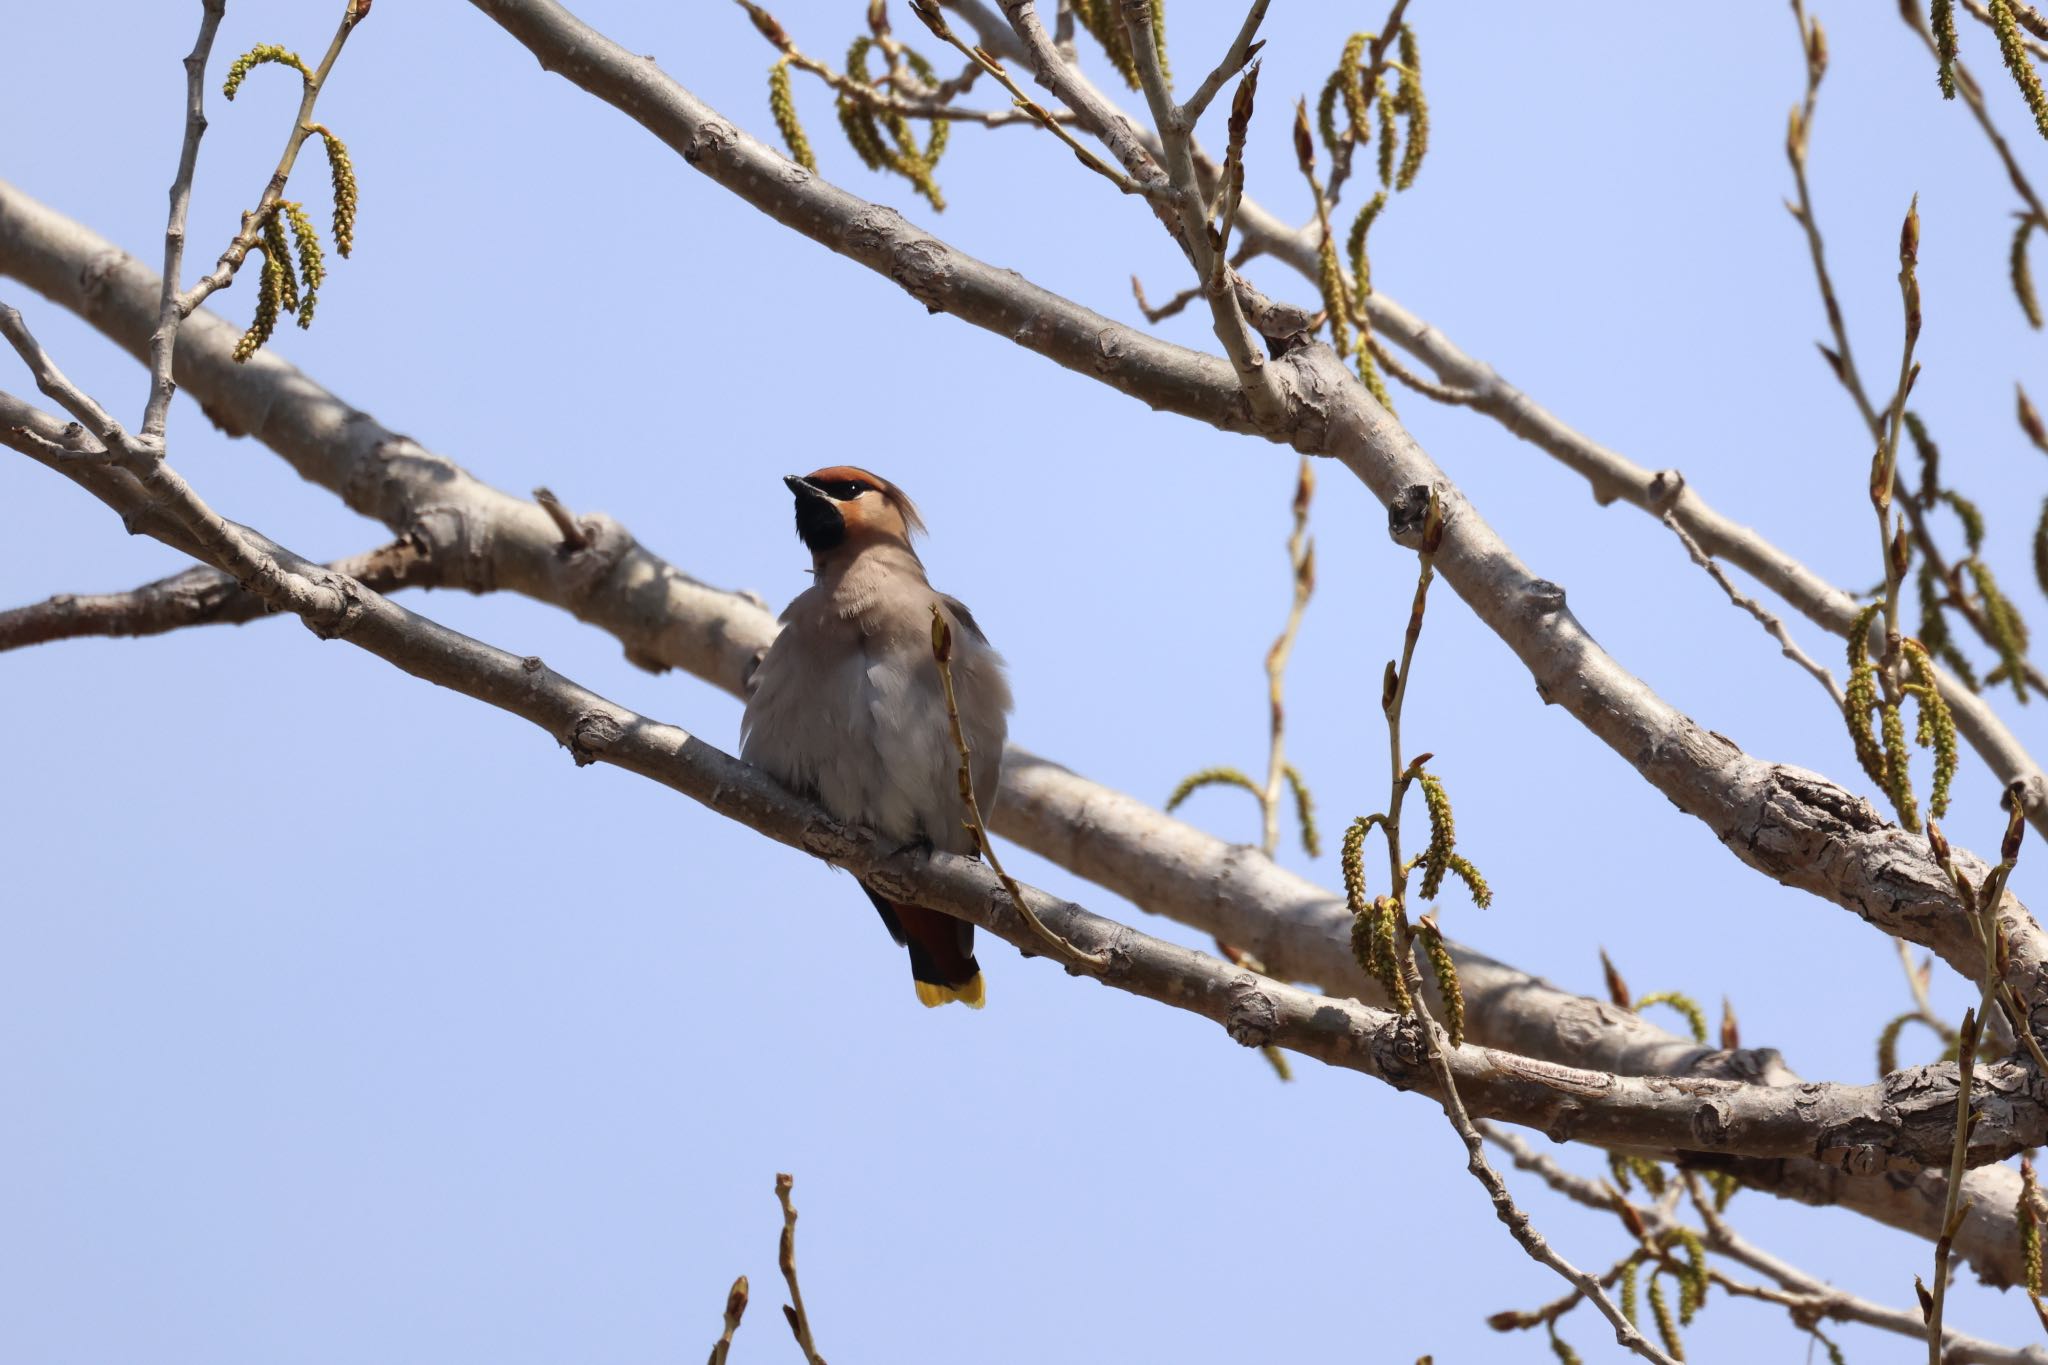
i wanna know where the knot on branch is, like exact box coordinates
[1373,1012,1432,1089]
[557,512,635,602]
[1522,579,1566,617]
[682,118,738,166]
[1647,467,1688,511]
[1387,482,1447,549]
[563,708,625,765]
[888,238,952,315]
[1224,974,1280,1048]
[299,569,364,640]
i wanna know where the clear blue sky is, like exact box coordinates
[6,1,2048,1359]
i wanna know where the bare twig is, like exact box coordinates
[141,0,227,439]
[1656,497,1842,705]
[774,1175,827,1365]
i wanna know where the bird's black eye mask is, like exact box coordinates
[813,479,870,501]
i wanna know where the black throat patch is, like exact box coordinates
[794,489,846,553]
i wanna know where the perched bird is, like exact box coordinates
[741,466,1012,1008]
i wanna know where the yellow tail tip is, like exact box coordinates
[914,975,985,1009]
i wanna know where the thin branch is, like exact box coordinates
[774,1174,827,1365]
[141,0,227,439]
[1655,494,1843,705]
[1179,0,1269,125]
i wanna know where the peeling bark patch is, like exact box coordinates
[1492,1052,1612,1097]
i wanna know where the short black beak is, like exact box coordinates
[786,474,845,554]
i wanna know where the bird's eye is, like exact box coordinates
[826,481,869,500]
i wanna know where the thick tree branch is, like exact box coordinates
[0,179,1734,1094]
[7,368,2044,1174]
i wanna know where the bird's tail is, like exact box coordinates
[865,889,985,1009]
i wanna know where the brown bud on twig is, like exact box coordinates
[1599,948,1631,1009]
[867,0,889,37]
[2024,385,2048,453]
[1916,1275,1935,1321]
[1420,491,1446,554]
[1381,660,1399,711]
[1870,446,1893,512]
[907,0,952,41]
[1929,819,1953,867]
[1720,997,1740,1051]
[2006,789,2028,864]
[1902,195,1921,269]
[930,605,954,663]
[1230,60,1260,143]
[725,1276,750,1323]
[736,0,792,51]
[1891,520,1913,578]
[1292,98,1315,174]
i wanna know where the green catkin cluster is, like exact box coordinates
[836,38,949,211]
[234,234,285,363]
[1341,815,1374,918]
[1393,25,1428,190]
[1934,0,1959,97]
[1636,991,1708,1044]
[1348,190,1387,300]
[2036,497,2048,598]
[768,59,817,171]
[1940,489,1986,552]
[222,43,312,100]
[1918,562,1980,690]
[1967,559,2032,701]
[1372,896,1410,1011]
[1626,1156,1667,1196]
[1881,697,1919,830]
[1165,766,1262,814]
[1901,640,1957,816]
[1375,83,1398,188]
[1812,1327,1847,1365]
[1073,0,1142,89]
[1546,1326,1582,1365]
[2016,219,2044,327]
[1619,1259,1640,1326]
[1282,763,1320,857]
[1411,770,1491,906]
[261,210,299,317]
[1672,1228,1709,1323]
[2023,1158,2044,1298]
[1330,32,1371,151]
[1991,0,2048,141]
[282,201,324,327]
[1418,921,1463,1046]
[1647,1274,1685,1361]
[1843,601,1892,786]
[319,129,358,257]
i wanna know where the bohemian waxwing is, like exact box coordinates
[740,466,1013,1008]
